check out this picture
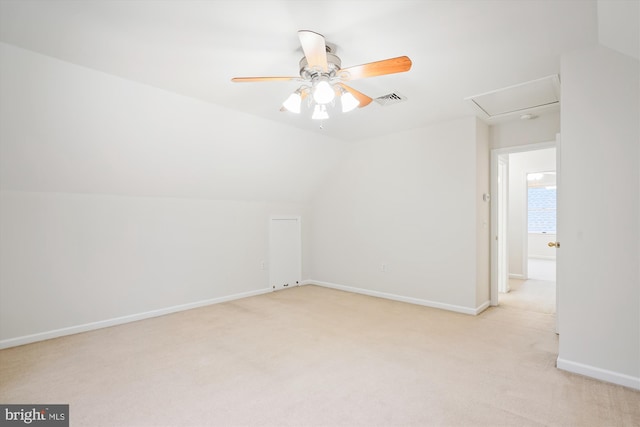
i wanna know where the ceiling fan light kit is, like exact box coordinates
[312,76,335,104]
[312,104,329,120]
[282,90,302,114]
[340,89,359,113]
[232,30,412,122]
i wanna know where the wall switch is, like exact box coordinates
[261,261,265,270]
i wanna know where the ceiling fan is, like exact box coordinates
[231,30,412,120]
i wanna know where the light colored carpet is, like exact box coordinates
[501,259,557,314]
[500,278,556,314]
[1,285,638,426]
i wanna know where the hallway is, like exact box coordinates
[500,259,556,314]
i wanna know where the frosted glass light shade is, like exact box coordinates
[311,104,329,120]
[313,79,335,104]
[341,91,359,112]
[282,92,301,113]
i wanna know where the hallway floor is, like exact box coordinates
[500,259,556,314]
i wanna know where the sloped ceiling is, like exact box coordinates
[0,0,599,142]
[597,0,640,60]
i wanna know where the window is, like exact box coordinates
[527,172,556,233]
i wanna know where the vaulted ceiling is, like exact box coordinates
[0,0,599,141]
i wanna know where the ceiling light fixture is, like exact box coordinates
[341,88,359,112]
[283,83,359,120]
[282,90,302,114]
[312,75,335,104]
[232,30,412,123]
[312,104,329,120]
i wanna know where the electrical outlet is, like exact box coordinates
[380,264,386,272]
[261,261,265,270]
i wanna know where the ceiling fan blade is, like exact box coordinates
[340,56,412,81]
[231,76,299,83]
[337,83,373,108]
[298,30,328,72]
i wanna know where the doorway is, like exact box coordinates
[526,169,557,284]
[490,142,558,318]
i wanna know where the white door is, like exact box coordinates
[269,217,301,291]
[491,151,511,305]
[554,133,561,334]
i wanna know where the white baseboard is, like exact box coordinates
[0,288,271,349]
[303,280,488,315]
[529,256,556,261]
[475,300,491,314]
[557,357,640,390]
[509,273,526,279]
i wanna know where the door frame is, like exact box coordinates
[496,154,510,295]
[490,141,556,306]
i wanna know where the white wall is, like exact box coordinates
[0,43,345,202]
[308,117,490,313]
[507,148,556,277]
[597,0,639,60]
[0,192,306,342]
[489,111,560,150]
[558,44,639,389]
[475,120,490,306]
[528,233,557,259]
[0,43,347,346]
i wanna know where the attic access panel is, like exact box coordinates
[466,75,560,120]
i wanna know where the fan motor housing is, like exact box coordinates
[299,53,342,79]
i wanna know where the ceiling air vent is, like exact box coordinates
[375,92,407,106]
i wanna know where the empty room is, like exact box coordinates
[0,1,638,426]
